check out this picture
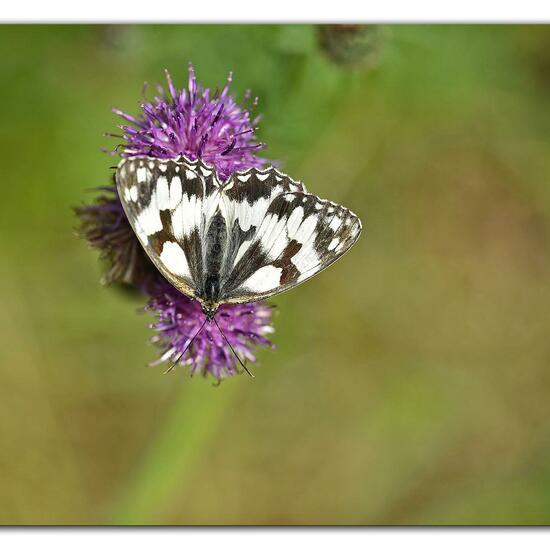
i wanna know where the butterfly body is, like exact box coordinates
[116,156,362,317]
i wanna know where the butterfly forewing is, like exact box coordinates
[116,156,362,308]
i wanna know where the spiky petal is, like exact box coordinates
[112,63,266,181]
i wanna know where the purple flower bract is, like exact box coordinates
[112,63,266,181]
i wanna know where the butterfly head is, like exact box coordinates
[201,301,219,321]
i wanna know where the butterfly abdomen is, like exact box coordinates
[201,208,228,305]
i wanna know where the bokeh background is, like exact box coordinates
[1,24,550,525]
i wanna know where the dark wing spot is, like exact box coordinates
[148,209,174,256]
[272,239,302,285]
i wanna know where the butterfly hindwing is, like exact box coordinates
[220,191,362,303]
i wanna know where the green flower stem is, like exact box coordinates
[111,379,239,524]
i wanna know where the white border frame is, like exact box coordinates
[2,1,550,23]
[1,5,549,546]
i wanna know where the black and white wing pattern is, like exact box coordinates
[116,156,222,299]
[116,156,362,309]
[218,171,361,303]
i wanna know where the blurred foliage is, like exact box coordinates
[1,24,550,525]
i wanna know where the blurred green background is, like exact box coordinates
[1,24,550,525]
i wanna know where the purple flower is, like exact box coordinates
[147,281,274,379]
[77,64,275,379]
[111,63,266,181]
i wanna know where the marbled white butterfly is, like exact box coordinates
[116,156,362,321]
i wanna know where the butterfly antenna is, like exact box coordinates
[212,316,254,378]
[164,317,208,375]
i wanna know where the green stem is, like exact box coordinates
[110,379,239,524]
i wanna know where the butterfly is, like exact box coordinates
[116,156,362,370]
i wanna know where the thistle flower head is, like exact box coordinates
[112,63,266,180]
[77,64,275,379]
[147,282,274,379]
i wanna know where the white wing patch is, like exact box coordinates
[136,166,148,183]
[285,207,304,236]
[136,200,163,236]
[291,245,319,273]
[293,214,318,244]
[329,215,342,232]
[156,176,170,210]
[172,193,201,239]
[267,228,289,259]
[328,238,339,251]
[257,213,288,260]
[233,196,269,232]
[241,265,282,293]
[160,242,190,277]
[169,175,182,208]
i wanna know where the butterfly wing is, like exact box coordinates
[216,167,306,280]
[219,177,362,303]
[116,156,222,299]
